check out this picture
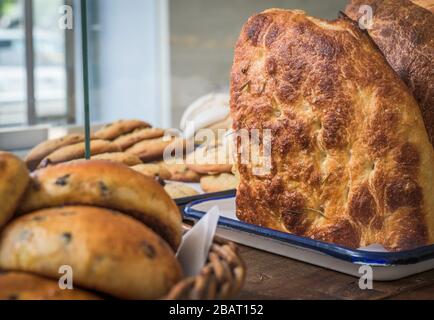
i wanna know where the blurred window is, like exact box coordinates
[0,0,73,127]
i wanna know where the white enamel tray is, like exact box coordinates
[184,194,434,281]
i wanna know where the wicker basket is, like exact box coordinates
[165,236,246,300]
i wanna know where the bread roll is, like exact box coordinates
[0,272,100,300]
[231,9,434,250]
[0,152,30,229]
[0,207,182,300]
[17,160,182,250]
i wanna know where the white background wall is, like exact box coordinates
[75,0,170,128]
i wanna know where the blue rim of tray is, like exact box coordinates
[184,194,434,266]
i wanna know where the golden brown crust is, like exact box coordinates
[131,163,172,180]
[94,120,151,140]
[0,152,30,229]
[126,137,185,162]
[38,140,121,168]
[164,182,199,199]
[411,0,434,12]
[0,272,101,300]
[200,173,239,193]
[230,9,434,251]
[89,152,143,166]
[345,0,434,146]
[0,207,182,300]
[159,160,202,182]
[25,134,85,171]
[114,128,165,150]
[17,160,182,250]
[186,145,234,175]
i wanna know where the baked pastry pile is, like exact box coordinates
[0,152,183,300]
[230,8,434,251]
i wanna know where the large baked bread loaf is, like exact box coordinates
[0,206,182,299]
[230,9,434,250]
[17,160,182,250]
[412,0,434,12]
[345,0,434,146]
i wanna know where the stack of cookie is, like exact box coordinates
[24,120,199,199]
[0,151,183,300]
[186,142,239,193]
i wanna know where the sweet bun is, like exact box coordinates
[17,160,182,250]
[0,272,101,300]
[0,152,30,229]
[0,206,182,300]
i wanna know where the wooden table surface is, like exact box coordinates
[235,245,434,300]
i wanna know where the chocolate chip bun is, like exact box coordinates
[0,152,30,229]
[94,120,151,140]
[18,160,182,250]
[0,207,182,300]
[38,140,121,169]
[25,134,86,171]
[0,272,101,300]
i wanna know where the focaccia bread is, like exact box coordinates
[94,119,151,140]
[17,160,182,250]
[0,207,182,300]
[0,152,30,229]
[0,272,100,300]
[38,140,121,168]
[230,9,434,250]
[412,0,434,12]
[25,134,86,171]
[345,0,434,146]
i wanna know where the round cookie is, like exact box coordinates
[0,152,30,229]
[0,272,101,300]
[18,160,182,250]
[131,163,172,180]
[25,134,86,171]
[38,140,121,169]
[159,160,202,183]
[89,152,143,166]
[94,120,151,141]
[0,206,182,300]
[164,182,199,199]
[126,137,185,163]
[200,173,239,193]
[186,144,233,174]
[114,128,165,150]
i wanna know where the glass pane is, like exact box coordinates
[0,0,26,127]
[33,0,67,124]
